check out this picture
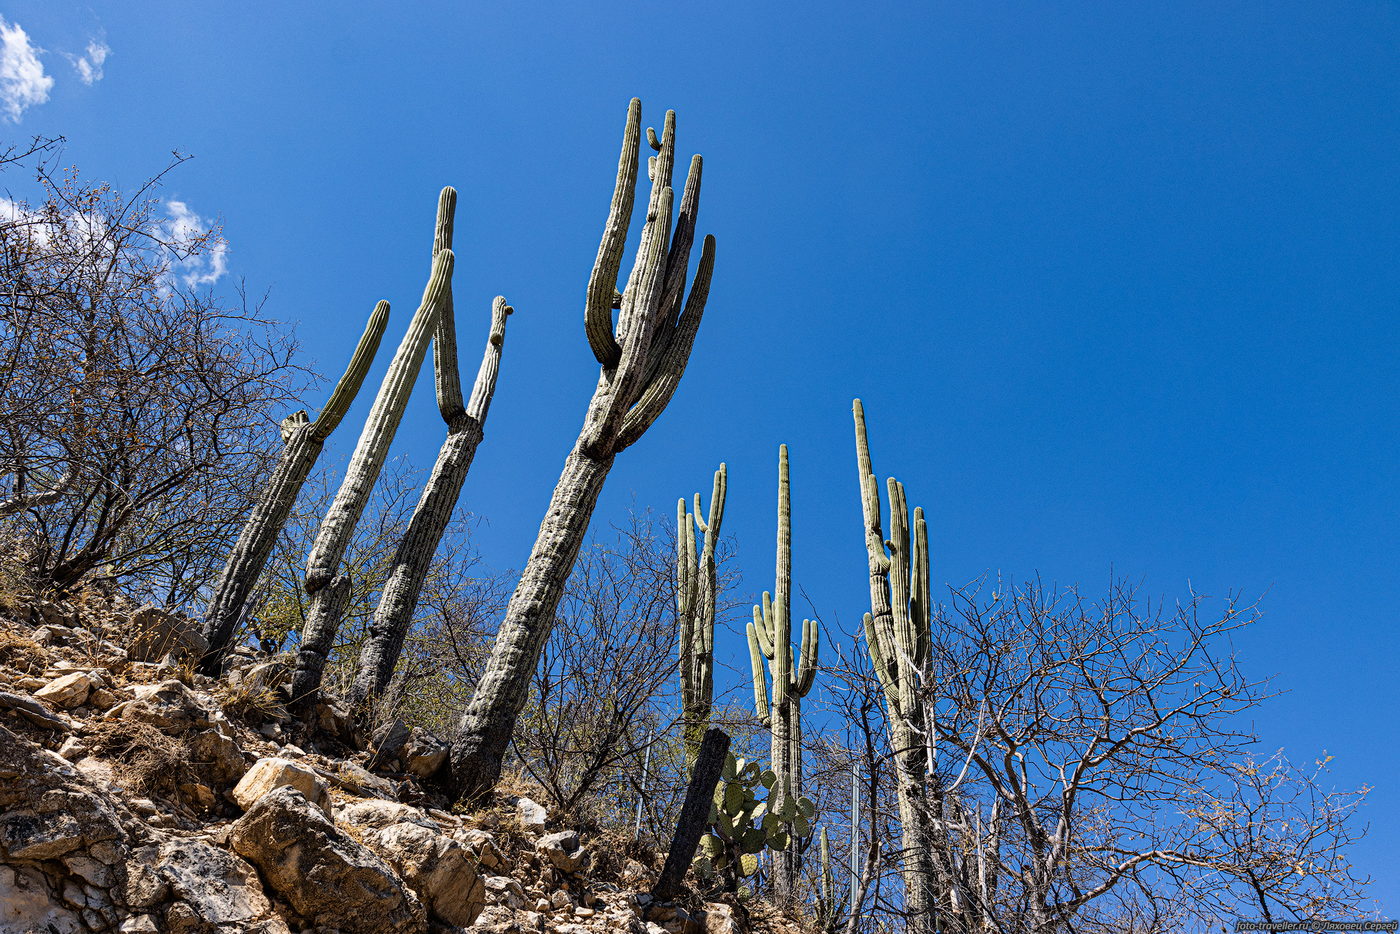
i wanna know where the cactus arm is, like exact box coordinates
[465,297,511,423]
[643,153,703,387]
[584,98,640,368]
[795,617,819,697]
[310,300,391,442]
[678,498,697,711]
[304,248,453,592]
[591,186,672,452]
[431,187,466,422]
[864,612,898,708]
[747,621,770,726]
[615,234,714,450]
[912,505,931,669]
[754,592,775,658]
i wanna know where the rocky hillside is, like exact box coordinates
[0,590,814,934]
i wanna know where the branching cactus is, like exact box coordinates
[695,752,815,895]
[349,187,513,714]
[448,98,716,801]
[287,195,457,711]
[745,443,819,901]
[853,398,939,934]
[678,463,726,766]
[198,300,390,675]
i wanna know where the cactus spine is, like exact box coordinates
[447,99,716,801]
[199,301,390,675]
[349,187,512,713]
[746,444,818,902]
[678,463,726,766]
[288,195,457,711]
[853,398,938,934]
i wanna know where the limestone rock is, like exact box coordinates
[536,830,587,873]
[339,799,485,927]
[119,679,211,733]
[701,903,742,934]
[511,795,548,833]
[187,728,248,787]
[34,670,94,708]
[231,757,329,813]
[147,837,290,933]
[0,863,84,934]
[229,786,426,933]
[127,605,209,663]
[403,727,448,778]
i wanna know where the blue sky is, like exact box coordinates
[4,0,1396,910]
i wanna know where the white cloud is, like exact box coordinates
[164,200,229,288]
[67,39,109,86]
[0,18,53,122]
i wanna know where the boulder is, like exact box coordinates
[0,863,84,934]
[339,799,485,927]
[536,830,587,873]
[119,680,211,733]
[229,786,426,934]
[141,837,290,933]
[403,728,448,778]
[231,757,329,813]
[127,605,209,664]
[187,729,248,787]
[34,671,94,709]
[701,903,743,934]
[511,795,548,833]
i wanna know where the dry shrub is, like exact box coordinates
[0,628,49,674]
[214,679,284,723]
[85,719,196,797]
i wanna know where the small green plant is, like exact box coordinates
[694,751,816,893]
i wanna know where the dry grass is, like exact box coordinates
[214,679,285,723]
[0,628,50,674]
[85,718,197,797]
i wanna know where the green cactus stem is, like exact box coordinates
[447,99,716,802]
[288,195,457,712]
[678,463,726,766]
[852,398,939,934]
[347,184,513,714]
[746,444,819,903]
[198,300,390,675]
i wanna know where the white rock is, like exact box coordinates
[34,671,94,709]
[231,757,330,813]
[513,795,548,832]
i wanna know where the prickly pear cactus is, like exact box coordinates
[694,752,816,893]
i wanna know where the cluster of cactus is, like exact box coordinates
[695,752,816,891]
[746,444,819,899]
[198,301,390,675]
[852,398,939,932]
[288,191,466,712]
[677,463,726,765]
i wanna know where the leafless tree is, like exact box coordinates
[914,577,1372,934]
[0,144,302,602]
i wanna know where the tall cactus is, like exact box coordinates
[746,444,819,902]
[349,187,513,713]
[198,300,390,675]
[853,398,939,934]
[678,463,726,766]
[288,193,457,711]
[447,98,716,801]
